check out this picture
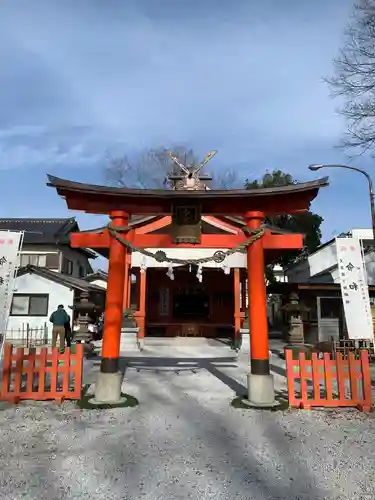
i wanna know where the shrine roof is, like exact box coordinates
[47,175,329,215]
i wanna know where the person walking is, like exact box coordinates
[49,304,70,349]
[64,319,73,348]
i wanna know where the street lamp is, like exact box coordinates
[308,163,375,240]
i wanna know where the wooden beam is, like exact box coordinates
[135,215,241,235]
[201,216,240,234]
[135,216,172,234]
[71,230,303,250]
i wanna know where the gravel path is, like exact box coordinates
[0,344,374,500]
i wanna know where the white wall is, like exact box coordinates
[316,250,375,285]
[131,248,247,268]
[286,240,338,282]
[286,238,375,285]
[6,273,74,341]
[351,228,374,239]
[89,278,107,289]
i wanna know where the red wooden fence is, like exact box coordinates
[0,343,83,404]
[285,349,372,412]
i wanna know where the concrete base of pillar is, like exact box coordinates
[246,373,276,407]
[239,329,250,352]
[119,327,140,354]
[90,371,126,405]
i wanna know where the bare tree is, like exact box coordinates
[105,146,195,188]
[326,0,375,153]
[104,146,240,189]
[211,169,241,189]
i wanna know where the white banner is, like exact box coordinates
[0,231,23,340]
[336,237,373,340]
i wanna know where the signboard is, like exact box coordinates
[0,231,23,348]
[336,237,373,340]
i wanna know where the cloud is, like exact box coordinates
[2,0,371,245]
[0,0,354,174]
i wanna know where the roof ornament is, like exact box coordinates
[166,150,217,190]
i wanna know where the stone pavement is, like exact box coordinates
[0,339,374,500]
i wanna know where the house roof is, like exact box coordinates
[284,231,375,272]
[84,270,108,282]
[0,217,97,258]
[47,174,329,215]
[267,281,375,293]
[17,265,105,293]
[0,218,77,244]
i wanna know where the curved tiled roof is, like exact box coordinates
[47,175,329,216]
[47,174,329,198]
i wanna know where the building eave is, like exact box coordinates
[47,174,329,216]
[17,265,105,293]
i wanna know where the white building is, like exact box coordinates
[83,270,108,289]
[281,228,375,343]
[286,228,375,285]
[0,218,105,345]
[6,266,105,344]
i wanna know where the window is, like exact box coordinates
[67,261,73,275]
[130,273,138,309]
[10,294,49,316]
[159,288,170,316]
[62,258,74,275]
[319,297,342,319]
[20,254,47,267]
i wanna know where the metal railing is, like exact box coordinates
[1,323,49,348]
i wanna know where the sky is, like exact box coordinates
[0,0,371,269]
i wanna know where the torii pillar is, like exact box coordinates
[246,211,275,406]
[94,210,128,403]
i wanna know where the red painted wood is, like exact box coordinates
[323,353,334,402]
[50,347,58,393]
[61,349,71,394]
[311,353,321,402]
[348,352,359,402]
[71,230,303,250]
[233,268,241,340]
[14,348,23,398]
[25,350,35,394]
[101,211,128,361]
[53,187,321,216]
[135,216,172,234]
[0,343,83,403]
[246,212,270,365]
[360,350,372,412]
[336,353,346,400]
[285,348,372,412]
[285,349,298,407]
[299,353,309,404]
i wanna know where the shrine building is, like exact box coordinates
[47,153,328,406]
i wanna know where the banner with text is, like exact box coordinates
[336,237,373,340]
[0,231,23,339]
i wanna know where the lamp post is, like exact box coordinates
[309,163,375,240]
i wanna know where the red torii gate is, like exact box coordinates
[47,174,329,406]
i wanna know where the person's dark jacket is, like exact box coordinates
[50,309,70,326]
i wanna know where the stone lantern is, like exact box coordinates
[74,291,97,356]
[280,291,310,344]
